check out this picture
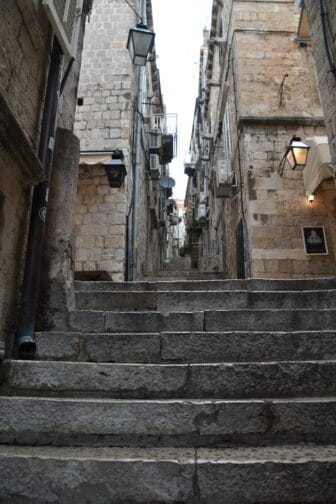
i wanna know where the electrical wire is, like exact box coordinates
[320,0,336,80]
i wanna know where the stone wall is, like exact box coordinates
[74,0,162,280]
[194,0,336,279]
[305,0,336,164]
[74,0,135,280]
[243,124,336,278]
[0,1,49,353]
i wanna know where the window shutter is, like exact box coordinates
[42,0,83,57]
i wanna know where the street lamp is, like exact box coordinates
[103,150,127,187]
[284,136,310,170]
[127,23,155,66]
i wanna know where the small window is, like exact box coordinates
[77,97,84,106]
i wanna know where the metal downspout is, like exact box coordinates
[130,0,146,281]
[15,37,63,357]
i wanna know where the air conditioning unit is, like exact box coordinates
[184,163,196,177]
[42,0,83,57]
[149,154,161,179]
[197,203,208,221]
[215,159,233,198]
[148,130,162,154]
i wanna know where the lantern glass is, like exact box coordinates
[103,151,127,187]
[127,24,155,66]
[285,137,309,170]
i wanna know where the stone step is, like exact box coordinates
[205,309,336,332]
[68,308,336,333]
[34,330,336,363]
[0,396,336,447]
[1,444,336,503]
[75,277,336,292]
[75,289,336,311]
[4,360,336,399]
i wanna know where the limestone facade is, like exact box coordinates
[304,0,336,164]
[185,0,336,279]
[0,1,91,353]
[74,0,173,281]
[0,1,49,355]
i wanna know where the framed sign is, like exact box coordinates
[302,226,328,255]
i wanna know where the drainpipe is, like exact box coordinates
[15,37,63,357]
[130,0,146,281]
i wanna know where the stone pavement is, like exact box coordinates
[1,275,336,502]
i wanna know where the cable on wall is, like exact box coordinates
[320,0,336,80]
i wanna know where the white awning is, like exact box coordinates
[303,137,335,196]
[79,152,112,165]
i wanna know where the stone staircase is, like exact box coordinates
[1,277,336,502]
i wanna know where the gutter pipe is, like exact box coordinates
[14,37,63,357]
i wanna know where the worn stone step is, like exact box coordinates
[33,330,336,363]
[1,396,336,447]
[75,289,336,311]
[68,310,204,333]
[1,444,336,503]
[75,277,336,292]
[4,360,336,399]
[68,308,336,333]
[205,309,336,332]
[0,445,195,503]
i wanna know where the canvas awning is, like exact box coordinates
[303,137,335,196]
[79,152,112,165]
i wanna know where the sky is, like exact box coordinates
[150,0,213,200]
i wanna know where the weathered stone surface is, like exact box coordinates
[84,333,161,363]
[69,311,105,332]
[76,291,158,311]
[0,446,195,504]
[75,277,336,292]
[75,288,336,312]
[4,361,188,398]
[1,396,336,446]
[197,445,336,503]
[35,332,81,361]
[33,329,336,363]
[161,330,336,363]
[5,360,336,400]
[1,445,336,503]
[105,311,204,333]
[205,309,336,332]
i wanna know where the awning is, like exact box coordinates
[79,152,112,165]
[303,137,335,196]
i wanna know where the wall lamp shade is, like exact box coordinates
[285,136,310,170]
[103,150,127,187]
[127,24,155,66]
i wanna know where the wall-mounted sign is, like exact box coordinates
[302,226,328,255]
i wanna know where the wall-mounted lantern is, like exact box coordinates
[284,136,310,170]
[127,23,155,66]
[103,150,127,187]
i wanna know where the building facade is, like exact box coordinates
[74,0,176,281]
[185,0,336,279]
[0,1,92,356]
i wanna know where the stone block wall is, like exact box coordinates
[74,0,135,279]
[305,0,336,164]
[0,1,48,147]
[75,165,127,281]
[0,1,50,351]
[201,0,336,279]
[235,31,322,119]
[243,124,336,278]
[74,0,161,280]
